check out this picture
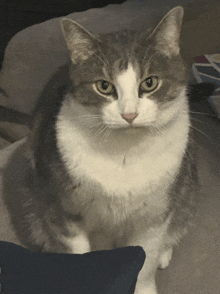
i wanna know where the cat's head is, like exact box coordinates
[61,7,188,133]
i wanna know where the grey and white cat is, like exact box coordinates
[6,6,199,294]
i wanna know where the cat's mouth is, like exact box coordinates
[119,124,147,132]
[107,124,145,130]
[127,125,145,130]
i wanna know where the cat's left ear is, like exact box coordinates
[61,18,97,64]
[151,6,184,57]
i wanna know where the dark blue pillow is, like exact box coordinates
[0,241,145,294]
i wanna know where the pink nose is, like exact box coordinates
[121,113,138,124]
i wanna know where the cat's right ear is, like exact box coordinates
[61,18,97,64]
[150,6,184,58]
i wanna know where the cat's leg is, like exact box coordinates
[42,211,91,254]
[58,218,91,254]
[127,237,159,294]
[33,222,91,254]
[64,230,91,254]
[125,222,172,294]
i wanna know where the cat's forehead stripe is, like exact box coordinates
[116,63,138,93]
[115,63,139,113]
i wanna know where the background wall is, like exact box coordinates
[0,0,125,67]
[1,0,220,67]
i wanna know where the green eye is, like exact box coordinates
[95,80,115,95]
[140,76,159,93]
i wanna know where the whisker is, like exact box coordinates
[106,128,112,140]
[142,46,154,64]
[100,126,110,142]
[189,111,219,118]
[67,116,103,124]
[105,123,123,128]
[155,123,165,132]
[149,125,158,136]
[190,117,213,126]
[93,52,112,70]
[76,115,103,121]
[93,125,108,138]
[185,148,195,162]
[143,52,158,67]
[88,121,104,129]
[78,114,103,117]
[178,112,214,127]
[189,125,212,141]
[149,123,165,135]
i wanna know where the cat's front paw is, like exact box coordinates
[134,283,158,294]
[65,233,91,254]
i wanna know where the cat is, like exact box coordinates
[3,6,199,294]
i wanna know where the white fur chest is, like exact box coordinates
[56,99,189,203]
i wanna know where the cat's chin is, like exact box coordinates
[125,125,149,133]
[126,125,145,130]
[108,124,145,130]
[110,125,148,135]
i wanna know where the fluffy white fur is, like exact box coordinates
[56,63,190,216]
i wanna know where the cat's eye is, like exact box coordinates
[140,76,159,93]
[95,80,115,95]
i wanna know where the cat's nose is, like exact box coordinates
[121,113,138,124]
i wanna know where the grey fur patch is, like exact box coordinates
[167,130,199,242]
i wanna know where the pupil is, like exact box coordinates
[102,81,109,90]
[146,78,152,87]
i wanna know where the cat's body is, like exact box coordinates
[4,7,199,294]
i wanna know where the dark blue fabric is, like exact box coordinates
[195,66,220,79]
[0,241,145,294]
[199,74,220,88]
